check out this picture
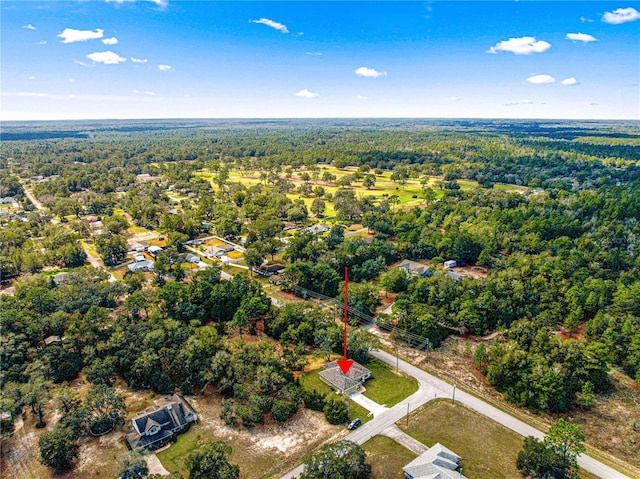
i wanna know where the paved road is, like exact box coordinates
[279,350,631,479]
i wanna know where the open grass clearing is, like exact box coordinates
[361,359,418,407]
[400,399,599,479]
[362,435,418,479]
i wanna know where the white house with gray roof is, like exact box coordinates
[403,443,467,479]
[319,360,371,395]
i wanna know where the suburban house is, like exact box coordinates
[308,223,330,235]
[403,443,468,479]
[205,244,235,258]
[128,260,154,272]
[147,245,162,256]
[319,360,371,395]
[444,260,457,269]
[398,259,433,279]
[255,263,285,277]
[184,253,201,263]
[125,395,197,450]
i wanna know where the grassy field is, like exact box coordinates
[196,166,527,221]
[363,435,418,478]
[361,359,418,407]
[399,399,599,479]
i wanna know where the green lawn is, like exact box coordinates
[362,359,418,407]
[362,435,417,479]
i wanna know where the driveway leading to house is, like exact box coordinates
[349,391,388,418]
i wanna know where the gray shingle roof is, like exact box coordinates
[319,361,371,393]
[403,443,467,479]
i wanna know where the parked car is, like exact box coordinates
[347,418,361,430]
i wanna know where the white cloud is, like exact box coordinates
[526,74,556,84]
[158,64,173,71]
[38,40,47,45]
[561,77,579,86]
[306,51,323,56]
[566,32,597,43]
[16,92,47,97]
[102,37,118,45]
[356,95,368,100]
[295,89,319,99]
[29,76,36,80]
[487,36,551,54]
[22,24,36,30]
[131,57,148,63]
[449,96,462,102]
[132,90,157,96]
[580,16,594,23]
[504,99,534,106]
[106,0,168,8]
[602,7,640,24]
[58,28,104,43]
[68,78,76,83]
[86,51,126,64]
[355,66,387,78]
[250,18,289,33]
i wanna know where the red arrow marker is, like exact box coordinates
[338,267,354,375]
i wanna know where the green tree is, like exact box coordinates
[362,174,376,190]
[39,425,79,472]
[116,451,149,479]
[310,197,326,217]
[301,440,371,479]
[546,418,585,477]
[185,442,239,479]
[96,233,128,266]
[323,398,348,425]
[84,384,126,435]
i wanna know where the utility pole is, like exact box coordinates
[452,379,456,404]
[406,402,409,427]
[395,343,399,375]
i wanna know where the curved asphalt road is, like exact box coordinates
[279,349,631,479]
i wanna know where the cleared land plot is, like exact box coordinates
[362,435,418,479]
[399,400,598,479]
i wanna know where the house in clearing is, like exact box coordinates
[443,260,457,269]
[403,443,468,479]
[398,259,433,279]
[125,395,197,450]
[319,360,371,395]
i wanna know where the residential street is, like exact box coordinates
[279,349,631,479]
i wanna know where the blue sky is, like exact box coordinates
[2,1,639,120]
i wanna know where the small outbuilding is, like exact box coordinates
[443,260,457,269]
[147,245,162,256]
[133,253,146,263]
